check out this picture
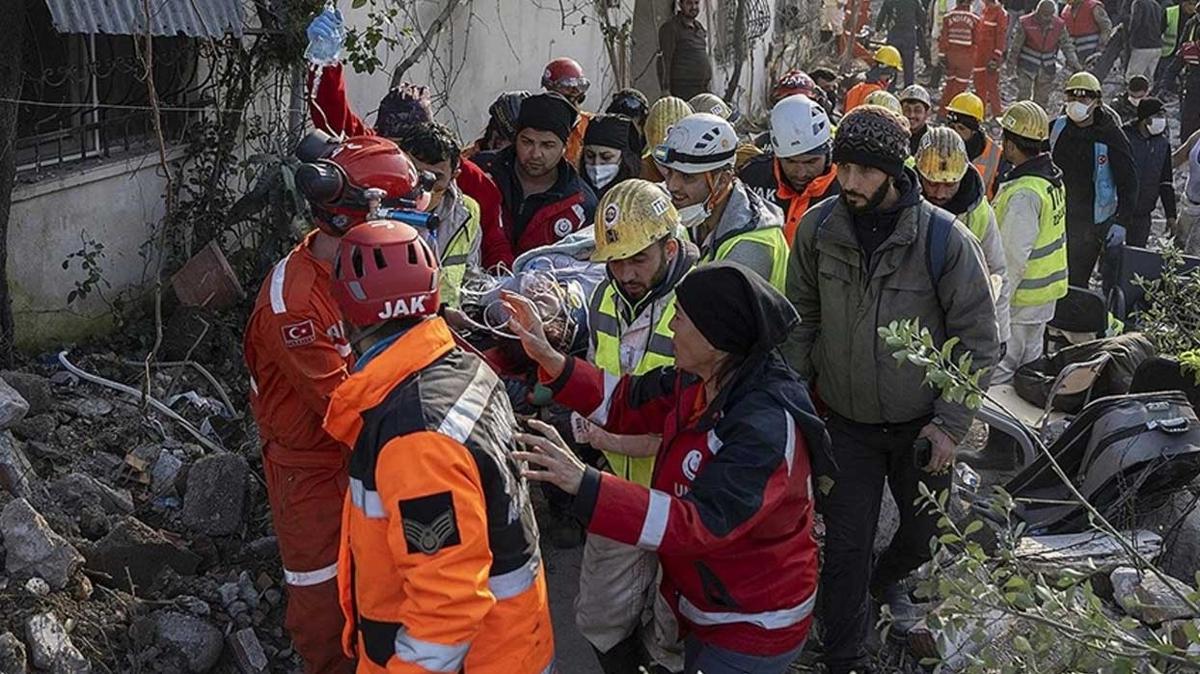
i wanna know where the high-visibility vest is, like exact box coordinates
[994,174,1069,306]
[974,138,1003,200]
[1019,14,1068,70]
[1051,117,1118,224]
[701,226,791,290]
[1062,0,1104,59]
[1164,5,1181,57]
[588,281,677,486]
[439,195,482,307]
[962,197,992,243]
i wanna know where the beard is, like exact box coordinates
[840,179,890,214]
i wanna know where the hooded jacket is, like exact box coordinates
[694,179,790,288]
[1050,105,1139,230]
[783,168,1000,441]
[1123,122,1178,220]
[937,165,1011,342]
[994,152,1066,323]
[485,145,599,255]
[738,153,841,247]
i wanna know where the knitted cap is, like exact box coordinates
[376,83,434,139]
[831,105,911,178]
[1136,97,1165,121]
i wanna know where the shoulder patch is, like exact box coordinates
[399,491,461,555]
[281,319,317,348]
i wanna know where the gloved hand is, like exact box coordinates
[1105,223,1126,247]
[306,6,344,48]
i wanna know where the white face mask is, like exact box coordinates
[1148,117,1167,135]
[677,202,711,229]
[1066,101,1093,123]
[586,163,620,189]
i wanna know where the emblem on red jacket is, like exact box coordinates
[281,320,316,348]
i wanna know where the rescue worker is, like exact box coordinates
[1127,0,1168,80]
[641,96,694,182]
[1157,0,1196,97]
[1062,0,1114,67]
[844,46,903,112]
[914,127,1011,345]
[975,0,1010,120]
[1050,72,1140,286]
[946,92,1004,197]
[1123,98,1178,247]
[606,88,651,146]
[470,91,531,157]
[304,8,509,268]
[244,135,426,674]
[485,92,599,255]
[782,105,999,674]
[1009,0,1082,109]
[542,57,593,166]
[900,84,934,156]
[864,89,904,114]
[740,94,841,245]
[506,262,826,674]
[877,0,929,86]
[1111,75,1151,125]
[323,221,555,674]
[939,0,981,113]
[992,100,1069,387]
[579,114,643,199]
[1181,8,1200,139]
[654,112,791,289]
[573,179,698,674]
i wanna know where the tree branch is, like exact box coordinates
[390,0,466,88]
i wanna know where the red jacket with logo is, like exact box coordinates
[546,353,826,656]
[940,8,981,57]
[481,146,598,255]
[976,3,1010,66]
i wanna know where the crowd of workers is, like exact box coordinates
[240,1,1200,673]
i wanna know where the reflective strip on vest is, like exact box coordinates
[488,552,540,600]
[437,362,494,444]
[636,489,671,550]
[1051,117,1117,224]
[994,174,1069,306]
[705,226,790,290]
[269,252,292,314]
[283,561,338,587]
[974,142,1003,197]
[439,196,481,308]
[393,629,470,672]
[678,590,817,630]
[349,477,386,519]
[1019,15,1065,70]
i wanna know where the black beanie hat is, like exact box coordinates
[517,92,578,143]
[832,105,911,178]
[583,114,635,151]
[376,83,434,138]
[674,262,799,357]
[1136,97,1165,122]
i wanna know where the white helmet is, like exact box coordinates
[653,112,739,174]
[770,94,832,159]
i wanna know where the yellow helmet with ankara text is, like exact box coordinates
[1000,100,1051,141]
[875,45,903,70]
[643,97,694,158]
[915,126,970,183]
[591,179,679,262]
[946,92,985,122]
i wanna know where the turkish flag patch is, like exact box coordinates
[281,319,317,348]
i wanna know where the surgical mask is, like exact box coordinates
[586,163,620,189]
[1148,117,1167,135]
[1065,101,1093,123]
[677,202,711,229]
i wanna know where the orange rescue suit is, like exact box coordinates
[776,161,840,246]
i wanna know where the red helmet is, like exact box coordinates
[294,134,432,236]
[772,69,817,104]
[542,57,590,98]
[331,220,440,327]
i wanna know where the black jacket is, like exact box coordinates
[1128,0,1166,49]
[1123,122,1178,219]
[738,152,784,208]
[877,0,927,42]
[1050,106,1139,230]
[480,146,598,253]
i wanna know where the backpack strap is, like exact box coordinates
[812,196,839,236]
[926,207,954,283]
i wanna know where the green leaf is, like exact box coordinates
[352,0,369,7]
[963,520,984,536]
[939,533,961,545]
[1013,635,1032,653]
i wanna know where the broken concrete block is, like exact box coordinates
[0,372,53,416]
[0,431,35,497]
[150,452,184,495]
[11,414,58,442]
[1111,566,1200,625]
[150,611,223,673]
[24,613,89,673]
[87,517,200,593]
[1014,530,1163,576]
[51,473,133,516]
[0,631,27,674]
[0,377,29,429]
[227,628,268,674]
[181,454,248,536]
[0,498,84,590]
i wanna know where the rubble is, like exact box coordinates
[0,498,84,590]
[228,628,269,674]
[50,472,134,516]
[24,613,89,674]
[0,371,54,416]
[1111,566,1200,625]
[181,453,248,536]
[0,377,30,429]
[0,431,35,497]
[143,611,224,673]
[0,631,26,674]
[87,517,200,593]
[11,414,59,442]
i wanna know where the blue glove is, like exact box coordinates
[306,7,344,50]
[1105,224,1126,247]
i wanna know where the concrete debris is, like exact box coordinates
[51,472,134,516]
[151,452,184,495]
[0,377,30,429]
[181,453,248,536]
[24,577,49,597]
[0,631,26,674]
[228,628,269,674]
[170,240,245,310]
[0,371,54,416]
[148,611,224,673]
[24,613,90,674]
[61,398,113,419]
[11,414,59,442]
[87,517,200,593]
[0,498,84,590]
[1111,566,1200,625]
[174,595,211,617]
[0,431,35,497]
[1013,530,1163,576]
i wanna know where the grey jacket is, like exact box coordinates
[782,189,1000,441]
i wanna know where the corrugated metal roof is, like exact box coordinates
[44,0,245,38]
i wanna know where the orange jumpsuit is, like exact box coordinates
[565,111,591,167]
[244,232,355,674]
[843,81,884,112]
[940,7,980,113]
[974,2,1009,119]
[324,318,555,674]
[776,162,840,246]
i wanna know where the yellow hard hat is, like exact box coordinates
[946,92,985,122]
[644,97,694,158]
[874,45,903,70]
[1000,100,1051,141]
[863,90,903,114]
[591,179,679,262]
[1064,71,1102,94]
[687,93,733,119]
[915,126,970,183]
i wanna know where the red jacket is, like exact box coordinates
[481,146,597,254]
[940,8,980,56]
[546,354,825,656]
[307,64,514,268]
[976,2,1010,66]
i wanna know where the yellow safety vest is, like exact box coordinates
[439,195,481,307]
[589,282,677,486]
[993,174,1069,307]
[1163,5,1180,57]
[963,198,992,242]
[701,226,791,290]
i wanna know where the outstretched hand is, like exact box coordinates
[513,419,587,495]
[501,291,566,378]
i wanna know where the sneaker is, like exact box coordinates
[879,582,923,639]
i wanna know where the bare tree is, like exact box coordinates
[0,0,26,365]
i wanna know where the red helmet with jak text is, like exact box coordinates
[542,57,590,98]
[331,220,440,327]
[294,133,433,237]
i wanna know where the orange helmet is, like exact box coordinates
[542,57,590,100]
[332,221,440,327]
